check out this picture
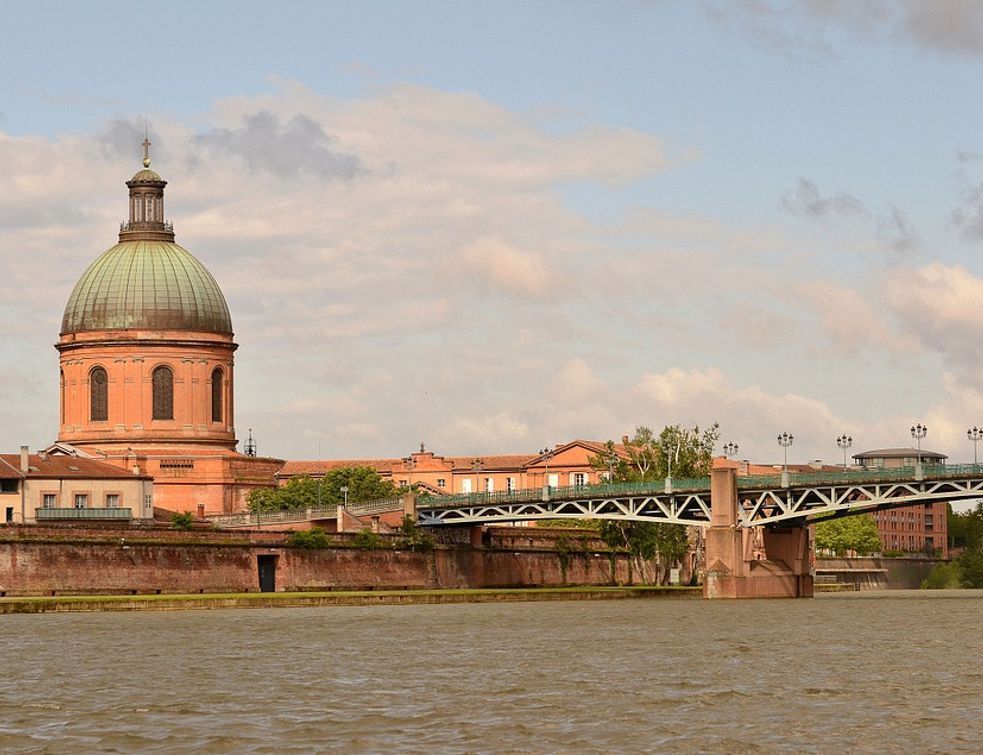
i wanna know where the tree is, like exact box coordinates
[813,514,882,556]
[948,503,983,551]
[591,422,720,583]
[247,466,400,512]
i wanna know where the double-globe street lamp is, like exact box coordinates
[723,442,739,459]
[911,423,927,466]
[968,427,983,466]
[836,435,853,469]
[777,432,794,486]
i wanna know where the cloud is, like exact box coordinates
[877,204,919,252]
[794,281,908,358]
[194,110,363,179]
[901,0,983,55]
[885,263,983,367]
[707,0,983,57]
[952,180,983,240]
[454,237,553,298]
[782,178,868,220]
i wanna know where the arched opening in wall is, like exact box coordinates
[90,366,108,422]
[211,367,223,423]
[60,370,65,425]
[152,365,174,420]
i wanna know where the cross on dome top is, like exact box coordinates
[142,136,152,168]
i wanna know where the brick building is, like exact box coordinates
[854,447,949,557]
[0,446,153,524]
[278,439,622,494]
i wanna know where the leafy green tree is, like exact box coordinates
[591,422,719,583]
[247,466,400,513]
[814,514,882,556]
[957,549,983,588]
[948,503,983,551]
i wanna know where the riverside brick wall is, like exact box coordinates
[0,527,633,596]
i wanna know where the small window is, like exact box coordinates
[506,477,515,492]
[1,479,18,493]
[90,366,108,421]
[42,493,56,508]
[484,477,494,493]
[152,365,174,420]
[74,494,88,509]
[105,494,120,508]
[461,478,472,494]
[436,478,446,488]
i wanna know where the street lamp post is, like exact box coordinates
[836,435,853,469]
[340,485,349,508]
[605,449,618,484]
[968,427,982,466]
[723,442,739,459]
[540,447,554,500]
[911,423,927,480]
[665,438,681,494]
[910,423,927,465]
[777,432,794,487]
[471,458,483,496]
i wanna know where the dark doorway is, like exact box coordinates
[257,555,277,593]
[5,507,13,523]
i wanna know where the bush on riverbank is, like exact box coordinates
[922,550,983,589]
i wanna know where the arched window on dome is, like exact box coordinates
[211,367,223,423]
[152,366,174,421]
[90,366,108,422]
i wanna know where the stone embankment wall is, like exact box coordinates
[816,557,940,589]
[0,525,631,596]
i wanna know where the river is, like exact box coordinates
[1,591,981,752]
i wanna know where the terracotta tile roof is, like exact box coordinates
[278,459,397,477]
[0,453,150,480]
[446,455,538,471]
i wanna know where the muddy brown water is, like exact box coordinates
[1,590,981,752]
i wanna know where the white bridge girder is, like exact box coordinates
[418,477,983,528]
[417,493,713,527]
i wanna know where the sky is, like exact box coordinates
[4,0,983,466]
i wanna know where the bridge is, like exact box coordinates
[417,464,980,600]
[416,464,983,528]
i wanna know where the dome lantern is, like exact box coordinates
[119,137,174,243]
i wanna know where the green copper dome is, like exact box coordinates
[61,240,233,335]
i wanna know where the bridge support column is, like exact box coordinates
[704,468,813,599]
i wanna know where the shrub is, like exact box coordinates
[396,515,435,552]
[353,529,383,549]
[289,527,332,549]
[171,511,195,531]
[922,561,963,589]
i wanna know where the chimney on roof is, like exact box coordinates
[739,460,749,475]
[20,445,29,473]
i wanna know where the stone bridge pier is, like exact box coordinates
[704,468,813,599]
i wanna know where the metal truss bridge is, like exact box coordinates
[417,465,983,529]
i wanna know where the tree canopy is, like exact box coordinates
[589,423,719,584]
[813,514,882,556]
[247,466,400,512]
